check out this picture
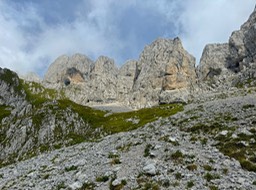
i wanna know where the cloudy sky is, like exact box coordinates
[0,0,255,77]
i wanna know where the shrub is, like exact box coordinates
[187,181,194,188]
[96,175,109,182]
[171,150,184,160]
[64,165,78,172]
[187,164,197,171]
[203,165,212,171]
[175,172,182,180]
[204,173,220,182]
[144,144,153,157]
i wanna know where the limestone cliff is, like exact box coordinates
[198,6,256,89]
[43,38,197,108]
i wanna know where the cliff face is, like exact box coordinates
[198,6,256,89]
[43,38,197,108]
[129,38,196,108]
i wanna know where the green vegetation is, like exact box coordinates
[209,185,219,190]
[142,182,160,190]
[56,182,66,190]
[187,164,197,171]
[187,181,194,188]
[42,174,50,179]
[174,172,182,180]
[184,108,256,173]
[203,165,213,171]
[0,69,23,95]
[21,80,62,107]
[235,78,255,88]
[0,105,11,121]
[64,165,78,172]
[96,175,109,182]
[58,99,183,134]
[144,144,153,157]
[242,104,255,109]
[216,133,256,172]
[79,182,96,190]
[222,168,228,175]
[204,173,220,182]
[0,76,184,167]
[171,181,180,187]
[110,158,121,165]
[171,150,184,162]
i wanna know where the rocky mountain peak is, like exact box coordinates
[129,37,196,108]
[44,54,93,84]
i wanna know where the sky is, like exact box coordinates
[0,0,255,77]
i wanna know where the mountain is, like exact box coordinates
[0,4,256,190]
[43,38,197,109]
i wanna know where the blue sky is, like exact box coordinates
[0,0,255,76]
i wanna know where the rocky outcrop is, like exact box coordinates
[42,5,256,107]
[117,60,137,102]
[198,43,230,80]
[88,56,118,102]
[44,54,93,84]
[129,38,196,108]
[43,38,197,108]
[20,72,41,83]
[198,6,256,90]
[228,6,256,70]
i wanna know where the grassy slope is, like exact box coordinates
[58,99,183,134]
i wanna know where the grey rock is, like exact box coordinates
[44,54,93,84]
[112,178,122,186]
[129,37,197,108]
[198,43,231,80]
[69,181,83,190]
[143,162,156,176]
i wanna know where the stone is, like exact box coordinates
[69,181,83,190]
[143,162,156,175]
[220,130,228,136]
[112,178,122,186]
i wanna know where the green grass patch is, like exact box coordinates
[187,164,197,171]
[0,105,12,121]
[64,165,78,172]
[58,99,183,134]
[144,144,153,157]
[204,173,220,182]
[96,175,109,182]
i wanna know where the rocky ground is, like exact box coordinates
[0,89,256,190]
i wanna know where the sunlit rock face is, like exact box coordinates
[129,38,197,108]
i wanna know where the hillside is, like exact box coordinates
[0,3,256,190]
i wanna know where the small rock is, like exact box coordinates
[69,181,83,190]
[143,163,156,175]
[237,177,245,184]
[220,130,228,136]
[168,137,176,142]
[112,178,122,186]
